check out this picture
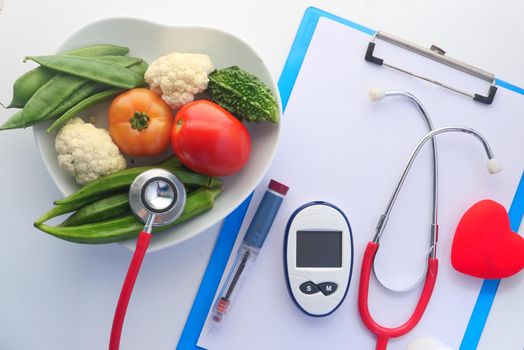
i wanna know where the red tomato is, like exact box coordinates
[108,88,173,156]
[171,100,251,176]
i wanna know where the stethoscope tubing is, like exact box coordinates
[108,170,186,350]
[358,242,438,350]
[359,100,499,349]
[109,231,152,350]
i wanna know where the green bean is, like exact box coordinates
[45,57,143,118]
[6,57,146,130]
[61,44,129,57]
[6,44,129,108]
[92,55,142,66]
[55,163,222,206]
[21,74,87,128]
[60,193,130,226]
[47,82,100,118]
[46,88,125,133]
[35,187,223,244]
[46,88,123,133]
[0,110,24,131]
[127,60,148,78]
[0,62,147,131]
[5,68,56,109]
[2,81,107,130]
[25,55,145,89]
[46,60,148,132]
[1,75,90,130]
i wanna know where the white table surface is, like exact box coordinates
[0,1,522,349]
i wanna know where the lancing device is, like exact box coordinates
[211,179,289,324]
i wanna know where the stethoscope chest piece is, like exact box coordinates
[129,168,187,227]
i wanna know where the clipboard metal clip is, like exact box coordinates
[365,31,497,105]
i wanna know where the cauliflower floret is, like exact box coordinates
[144,52,214,109]
[55,117,127,185]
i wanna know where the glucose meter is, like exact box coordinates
[284,201,354,317]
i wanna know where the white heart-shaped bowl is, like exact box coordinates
[33,17,281,252]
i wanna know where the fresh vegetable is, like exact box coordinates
[24,55,145,89]
[60,193,130,226]
[125,60,149,77]
[6,44,129,109]
[108,88,173,156]
[0,110,24,131]
[47,88,123,133]
[35,187,223,244]
[23,74,87,127]
[34,194,108,226]
[55,118,127,185]
[6,68,55,109]
[144,52,214,109]
[34,157,186,225]
[1,56,145,131]
[172,100,251,176]
[45,82,101,120]
[54,44,129,58]
[54,158,222,206]
[47,61,149,133]
[90,55,143,67]
[209,66,279,123]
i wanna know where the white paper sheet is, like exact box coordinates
[198,17,524,349]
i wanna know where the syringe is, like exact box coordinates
[211,179,289,324]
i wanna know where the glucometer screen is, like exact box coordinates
[296,230,342,268]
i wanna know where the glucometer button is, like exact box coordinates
[300,281,320,295]
[318,282,337,296]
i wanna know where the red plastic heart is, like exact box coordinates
[451,199,524,279]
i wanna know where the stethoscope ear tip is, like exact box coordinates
[369,88,385,102]
[487,158,502,174]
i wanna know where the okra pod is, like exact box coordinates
[54,158,222,206]
[34,158,181,225]
[60,193,130,226]
[36,187,223,244]
[34,193,109,225]
[55,167,221,206]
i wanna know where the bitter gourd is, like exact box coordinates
[208,66,279,123]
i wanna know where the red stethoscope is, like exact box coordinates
[109,169,187,350]
[358,90,502,350]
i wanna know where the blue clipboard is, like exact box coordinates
[178,7,524,349]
